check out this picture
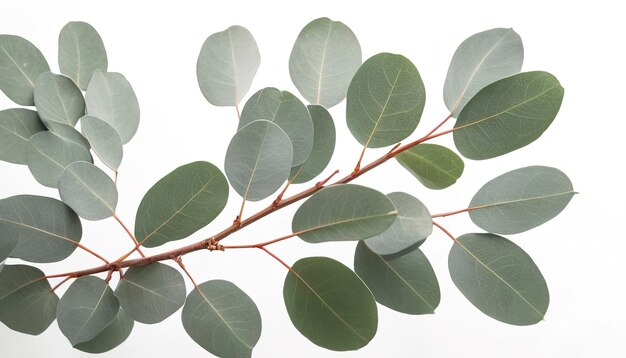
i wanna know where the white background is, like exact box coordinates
[1,0,624,357]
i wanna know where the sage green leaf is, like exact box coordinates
[80,115,123,171]
[469,166,575,234]
[395,144,464,190]
[239,88,313,166]
[74,308,133,354]
[115,263,185,324]
[0,35,50,105]
[57,276,119,346]
[284,257,377,351]
[197,26,260,106]
[59,21,108,90]
[0,108,46,164]
[454,71,564,160]
[1,195,81,263]
[182,280,262,358]
[354,242,440,314]
[0,225,17,263]
[0,265,59,335]
[58,161,117,221]
[136,161,229,248]
[444,28,523,116]
[289,17,362,108]
[34,72,85,127]
[85,70,140,144]
[346,53,425,148]
[44,121,91,151]
[289,105,336,184]
[292,184,396,243]
[449,233,549,325]
[364,192,432,255]
[225,120,293,201]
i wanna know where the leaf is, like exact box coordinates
[34,72,85,127]
[0,224,17,263]
[469,166,575,234]
[444,28,523,117]
[0,195,82,263]
[292,184,396,243]
[448,233,549,326]
[395,144,464,190]
[196,26,260,106]
[26,131,92,188]
[284,257,377,351]
[59,21,108,90]
[453,71,564,160]
[80,115,123,171]
[0,35,50,106]
[57,276,120,346]
[44,121,91,151]
[289,105,336,184]
[115,262,186,324]
[224,120,293,201]
[182,280,262,358]
[364,192,432,255]
[289,17,362,108]
[239,88,313,166]
[346,53,425,148]
[74,308,134,354]
[58,161,118,221]
[85,70,140,144]
[0,265,59,335]
[0,108,46,164]
[354,242,440,314]
[135,161,229,248]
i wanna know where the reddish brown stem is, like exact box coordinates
[235,104,241,120]
[222,231,299,249]
[431,207,478,218]
[75,242,109,264]
[175,257,198,289]
[113,213,145,258]
[258,246,291,270]
[273,181,291,207]
[424,113,453,138]
[50,276,73,293]
[353,146,367,175]
[433,221,457,242]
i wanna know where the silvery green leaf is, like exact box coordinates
[0,35,50,105]
[34,72,85,127]
[0,108,46,164]
[58,161,118,221]
[74,308,133,354]
[59,21,108,90]
[80,115,123,171]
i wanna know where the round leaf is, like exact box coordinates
[0,35,50,105]
[0,108,46,164]
[34,72,85,127]
[74,308,134,354]
[58,161,118,221]
[395,144,464,190]
[59,21,108,90]
[44,121,91,151]
[80,115,123,171]
[0,225,17,263]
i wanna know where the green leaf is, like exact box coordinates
[74,308,133,354]
[284,257,377,351]
[34,72,85,127]
[0,265,59,335]
[57,276,120,346]
[0,35,50,106]
[292,184,396,243]
[239,88,313,166]
[395,144,464,190]
[1,195,82,263]
[364,192,432,255]
[0,108,46,164]
[469,166,575,234]
[197,26,260,106]
[449,233,549,325]
[136,161,229,248]
[354,242,440,314]
[182,280,262,358]
[59,21,108,90]
[444,28,523,117]
[80,115,123,171]
[289,17,362,108]
[346,53,425,148]
[289,105,336,184]
[85,70,140,144]
[0,225,17,263]
[225,120,293,201]
[115,262,186,324]
[58,161,118,221]
[44,121,91,151]
[454,71,564,160]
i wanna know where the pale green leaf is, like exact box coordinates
[34,72,85,127]
[59,21,108,90]
[44,121,91,151]
[74,308,133,354]
[395,144,464,190]
[0,225,17,263]
[58,161,118,221]
[0,35,50,105]
[80,115,123,171]
[0,108,46,164]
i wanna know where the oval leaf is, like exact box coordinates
[395,144,464,190]
[80,115,123,171]
[182,280,262,358]
[224,120,293,201]
[346,53,425,148]
[0,35,50,105]
[58,161,118,221]
[136,161,229,248]
[449,233,549,325]
[0,225,18,263]
[469,166,575,234]
[0,108,46,164]
[454,71,564,160]
[289,17,362,108]
[284,257,377,351]
[74,308,133,354]
[44,121,91,151]
[34,72,85,127]
[59,21,108,90]
[197,26,260,106]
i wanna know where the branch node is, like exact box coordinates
[316,169,340,187]
[385,143,402,158]
[205,238,224,252]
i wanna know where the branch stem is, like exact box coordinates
[113,213,145,258]
[258,246,291,270]
[433,221,457,242]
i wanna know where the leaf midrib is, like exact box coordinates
[473,191,575,211]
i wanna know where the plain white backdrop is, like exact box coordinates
[0,0,624,357]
